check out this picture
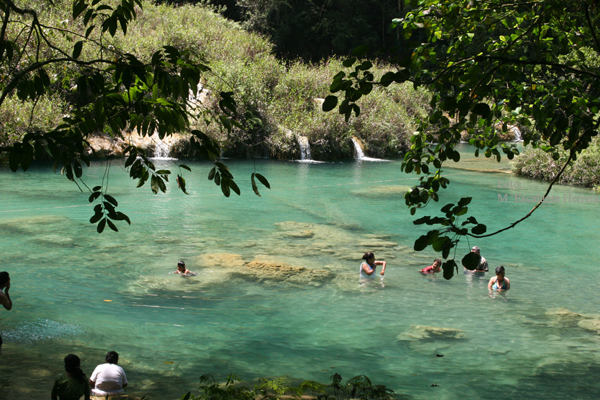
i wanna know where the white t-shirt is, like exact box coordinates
[90,363,128,395]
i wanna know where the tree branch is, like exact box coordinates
[468,146,576,238]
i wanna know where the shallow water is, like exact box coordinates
[1,146,600,399]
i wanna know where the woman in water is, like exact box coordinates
[488,265,510,291]
[51,354,90,400]
[360,252,387,279]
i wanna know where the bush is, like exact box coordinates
[513,137,600,188]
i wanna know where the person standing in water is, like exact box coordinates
[360,252,387,279]
[488,266,510,292]
[0,271,12,347]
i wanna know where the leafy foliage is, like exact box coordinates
[0,0,269,232]
[185,373,395,400]
[326,0,600,277]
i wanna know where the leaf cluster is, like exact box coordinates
[325,0,600,277]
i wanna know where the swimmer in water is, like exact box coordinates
[360,252,386,279]
[173,261,196,276]
[420,259,442,274]
[488,265,510,292]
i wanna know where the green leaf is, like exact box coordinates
[73,0,88,19]
[414,235,429,251]
[471,224,487,234]
[97,218,107,233]
[342,57,357,68]
[104,194,118,206]
[251,173,260,197]
[255,173,270,189]
[107,219,119,232]
[229,179,241,196]
[461,252,480,270]
[72,41,83,59]
[180,164,191,172]
[442,260,456,280]
[322,96,338,112]
[208,167,216,180]
[90,213,103,224]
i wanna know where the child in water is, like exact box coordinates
[420,259,442,274]
[173,261,196,276]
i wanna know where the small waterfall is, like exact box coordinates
[297,136,312,161]
[351,137,365,159]
[350,136,390,162]
[151,136,176,160]
[509,125,522,141]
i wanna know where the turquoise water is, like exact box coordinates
[1,148,600,399]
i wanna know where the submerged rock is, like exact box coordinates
[578,319,600,334]
[237,260,335,286]
[398,325,465,341]
[198,253,246,268]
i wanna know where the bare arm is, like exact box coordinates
[361,263,374,276]
[0,284,12,310]
[487,277,495,290]
[375,260,387,275]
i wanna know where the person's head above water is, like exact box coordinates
[0,271,9,287]
[495,265,506,275]
[105,351,119,364]
[362,252,375,263]
[177,261,186,271]
[471,246,481,255]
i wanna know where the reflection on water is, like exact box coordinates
[0,153,599,399]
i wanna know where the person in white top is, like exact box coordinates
[89,351,128,396]
[360,252,387,279]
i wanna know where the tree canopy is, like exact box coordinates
[324,0,600,278]
[0,0,269,232]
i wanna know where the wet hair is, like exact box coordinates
[434,259,442,265]
[64,354,86,383]
[105,351,119,364]
[471,246,480,253]
[177,261,185,267]
[495,266,506,275]
[0,272,9,286]
[362,252,375,261]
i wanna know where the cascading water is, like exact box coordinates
[151,136,176,160]
[510,125,522,141]
[350,137,389,162]
[297,136,312,161]
[351,137,366,159]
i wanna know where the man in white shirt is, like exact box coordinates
[90,351,128,396]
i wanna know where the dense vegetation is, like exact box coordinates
[0,0,429,163]
[514,137,600,189]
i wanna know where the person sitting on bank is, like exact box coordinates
[469,246,488,272]
[89,351,128,396]
[488,266,510,292]
[420,259,442,274]
[51,354,91,400]
[0,271,12,347]
[174,260,192,275]
[360,252,387,278]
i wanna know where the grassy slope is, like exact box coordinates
[1,0,430,160]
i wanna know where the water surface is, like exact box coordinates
[1,148,599,399]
